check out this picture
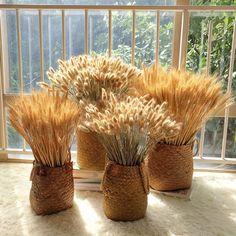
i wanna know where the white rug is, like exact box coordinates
[0,163,236,236]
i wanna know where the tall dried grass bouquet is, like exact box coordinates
[9,91,80,167]
[136,64,233,146]
[79,90,181,166]
[40,55,141,107]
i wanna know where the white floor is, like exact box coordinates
[0,163,236,236]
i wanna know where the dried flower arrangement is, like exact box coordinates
[79,90,181,221]
[135,64,233,191]
[9,90,79,167]
[137,64,233,146]
[79,90,181,166]
[40,55,141,171]
[9,90,80,215]
[40,55,141,106]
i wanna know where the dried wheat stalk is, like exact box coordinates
[136,64,234,145]
[79,90,181,166]
[9,90,80,167]
[39,55,141,107]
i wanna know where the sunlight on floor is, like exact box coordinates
[15,188,31,236]
[231,194,236,201]
[197,173,236,190]
[229,213,236,223]
[74,197,101,234]
[148,193,166,207]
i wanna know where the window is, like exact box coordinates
[0,0,235,163]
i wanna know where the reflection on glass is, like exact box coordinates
[203,117,224,158]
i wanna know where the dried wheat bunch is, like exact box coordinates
[79,90,181,166]
[136,64,234,145]
[9,90,80,167]
[39,55,141,106]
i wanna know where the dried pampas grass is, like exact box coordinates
[79,90,181,166]
[136,64,233,145]
[9,91,80,167]
[39,55,141,106]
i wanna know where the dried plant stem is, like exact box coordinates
[79,91,181,166]
[136,64,233,145]
[9,91,80,167]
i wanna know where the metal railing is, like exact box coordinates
[0,4,236,165]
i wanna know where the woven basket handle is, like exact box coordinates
[139,163,150,194]
[191,139,199,157]
[100,161,114,191]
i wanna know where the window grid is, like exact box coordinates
[0,4,236,164]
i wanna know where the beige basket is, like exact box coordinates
[30,161,74,215]
[147,143,194,191]
[77,129,106,171]
[102,161,149,221]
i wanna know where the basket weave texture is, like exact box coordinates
[147,143,193,191]
[30,161,74,215]
[77,129,106,171]
[102,161,149,221]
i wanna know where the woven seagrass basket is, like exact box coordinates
[147,143,194,191]
[77,129,106,171]
[30,161,74,215]
[102,161,149,221]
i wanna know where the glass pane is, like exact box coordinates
[203,117,224,158]
[65,11,85,59]
[226,112,236,158]
[6,109,23,149]
[158,11,174,67]
[187,12,208,72]
[190,1,236,6]
[71,133,77,152]
[88,11,108,55]
[112,11,132,64]
[43,10,62,83]
[4,0,176,5]
[187,12,234,92]
[20,10,40,93]
[135,11,156,68]
[210,13,234,93]
[232,43,236,100]
[4,10,20,94]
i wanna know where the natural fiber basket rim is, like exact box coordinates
[156,143,192,148]
[105,161,144,168]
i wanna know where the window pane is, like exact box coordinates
[65,11,85,59]
[187,12,208,72]
[43,10,62,83]
[203,117,224,158]
[226,114,236,158]
[6,109,23,149]
[135,11,156,68]
[210,13,234,93]
[20,10,40,93]
[88,11,108,55]
[4,0,176,5]
[112,11,132,64]
[4,10,20,94]
[158,11,174,67]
